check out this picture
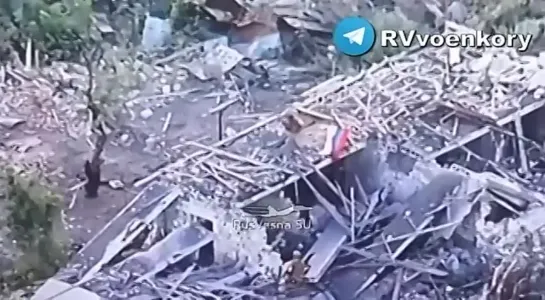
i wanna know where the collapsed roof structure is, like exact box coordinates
[34,22,545,299]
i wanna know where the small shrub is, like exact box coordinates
[0,167,68,291]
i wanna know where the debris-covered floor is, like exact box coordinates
[0,32,324,247]
[33,22,545,299]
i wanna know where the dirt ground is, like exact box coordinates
[0,62,322,251]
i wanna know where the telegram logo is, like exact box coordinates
[333,17,376,56]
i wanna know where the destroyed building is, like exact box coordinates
[33,22,545,299]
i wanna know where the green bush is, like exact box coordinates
[0,168,68,291]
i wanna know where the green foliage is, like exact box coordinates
[0,0,93,59]
[91,46,147,125]
[0,167,68,291]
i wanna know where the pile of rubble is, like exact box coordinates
[33,22,545,299]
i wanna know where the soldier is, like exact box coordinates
[282,250,310,285]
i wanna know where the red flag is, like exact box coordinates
[331,127,351,160]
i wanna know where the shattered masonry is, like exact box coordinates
[175,192,283,274]
[33,21,545,299]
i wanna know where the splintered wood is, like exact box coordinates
[138,22,545,208]
[32,21,545,300]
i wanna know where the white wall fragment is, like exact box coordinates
[177,196,283,277]
[141,14,172,52]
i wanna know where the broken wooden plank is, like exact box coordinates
[426,99,545,160]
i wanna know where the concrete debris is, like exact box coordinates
[180,0,332,66]
[108,180,125,190]
[92,13,116,42]
[139,108,154,119]
[197,0,331,32]
[141,15,172,52]
[161,37,246,81]
[121,225,214,281]
[0,116,25,128]
[231,32,284,60]
[34,23,545,300]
